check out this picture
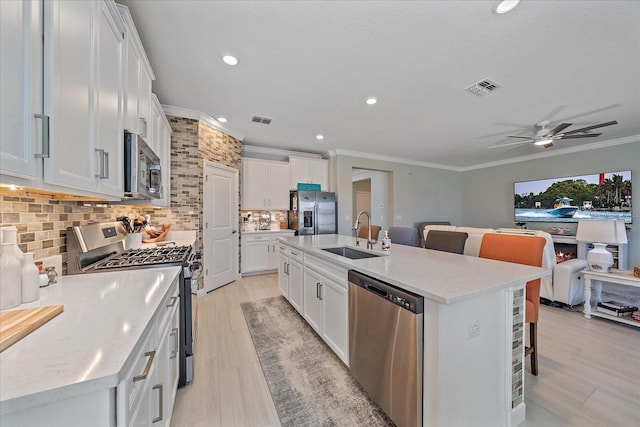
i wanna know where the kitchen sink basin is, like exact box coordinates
[322,246,382,260]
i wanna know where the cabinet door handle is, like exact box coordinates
[133,350,156,382]
[33,114,50,158]
[166,296,178,308]
[152,384,163,423]
[94,149,109,179]
[170,327,179,359]
[139,117,147,137]
[319,283,323,300]
[285,262,289,275]
[316,282,321,299]
[267,245,270,253]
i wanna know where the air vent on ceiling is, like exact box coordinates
[251,115,272,124]
[465,79,501,96]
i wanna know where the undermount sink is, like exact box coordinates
[322,246,382,260]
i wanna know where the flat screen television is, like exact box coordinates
[514,170,632,223]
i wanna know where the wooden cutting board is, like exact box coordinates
[0,305,64,352]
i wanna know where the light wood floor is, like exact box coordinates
[171,274,640,427]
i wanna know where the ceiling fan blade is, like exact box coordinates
[547,123,572,136]
[562,120,618,135]
[507,135,534,140]
[558,133,602,139]
[487,140,531,149]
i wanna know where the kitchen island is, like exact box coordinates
[0,266,182,426]
[277,234,550,427]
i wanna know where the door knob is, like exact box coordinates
[232,230,237,234]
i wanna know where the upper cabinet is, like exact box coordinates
[289,156,328,191]
[0,0,43,181]
[118,3,155,139]
[242,158,290,210]
[1,0,125,199]
[43,0,124,197]
[0,0,163,202]
[146,95,172,208]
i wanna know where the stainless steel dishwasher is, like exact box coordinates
[348,270,424,427]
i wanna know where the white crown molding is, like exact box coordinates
[332,135,639,172]
[459,134,640,172]
[332,149,461,171]
[241,144,324,159]
[161,105,245,140]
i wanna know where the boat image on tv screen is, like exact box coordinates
[514,170,632,223]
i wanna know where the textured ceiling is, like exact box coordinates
[120,0,640,170]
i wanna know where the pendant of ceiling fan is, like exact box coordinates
[487,119,618,149]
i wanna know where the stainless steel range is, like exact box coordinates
[66,222,198,387]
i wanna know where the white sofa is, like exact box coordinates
[422,225,557,302]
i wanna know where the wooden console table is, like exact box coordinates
[583,270,640,328]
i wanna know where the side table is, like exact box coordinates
[583,270,640,328]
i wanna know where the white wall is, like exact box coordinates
[460,141,640,266]
[332,154,462,235]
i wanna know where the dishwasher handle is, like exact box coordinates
[364,281,388,297]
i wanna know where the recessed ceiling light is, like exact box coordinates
[316,134,324,140]
[366,97,377,105]
[217,117,228,123]
[496,0,520,14]
[222,55,238,66]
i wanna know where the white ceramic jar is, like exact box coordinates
[0,226,24,261]
[0,243,22,309]
[21,252,40,303]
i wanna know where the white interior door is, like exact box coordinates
[202,161,238,293]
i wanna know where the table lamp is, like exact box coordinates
[575,220,628,272]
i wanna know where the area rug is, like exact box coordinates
[241,296,394,427]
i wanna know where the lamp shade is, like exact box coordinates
[575,220,627,244]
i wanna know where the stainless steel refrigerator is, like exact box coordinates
[288,191,337,235]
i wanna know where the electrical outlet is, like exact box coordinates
[468,320,480,339]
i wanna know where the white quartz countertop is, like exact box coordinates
[278,234,550,304]
[0,266,182,415]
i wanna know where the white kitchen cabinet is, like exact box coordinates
[1,0,125,200]
[241,231,295,275]
[118,3,155,138]
[43,0,124,198]
[303,266,323,332]
[277,242,304,314]
[242,158,290,210]
[0,0,43,180]
[302,253,349,364]
[118,278,179,427]
[146,95,172,207]
[289,156,328,191]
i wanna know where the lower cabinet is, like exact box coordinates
[303,255,349,364]
[118,279,180,426]
[277,244,349,365]
[277,242,303,313]
[241,231,295,275]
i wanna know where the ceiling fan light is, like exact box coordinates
[496,0,520,14]
[534,138,554,146]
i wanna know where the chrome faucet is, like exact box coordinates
[353,210,376,250]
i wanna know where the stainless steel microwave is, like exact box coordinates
[124,131,161,199]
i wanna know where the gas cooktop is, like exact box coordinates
[93,245,192,270]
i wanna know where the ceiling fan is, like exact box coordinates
[488,120,618,149]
